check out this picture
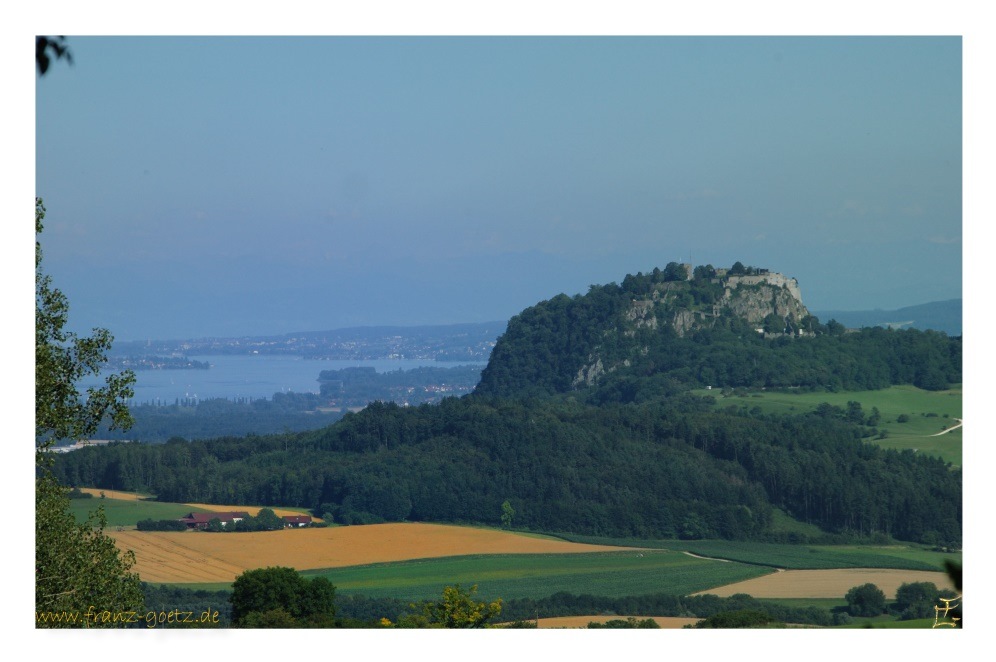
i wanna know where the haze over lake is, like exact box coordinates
[82,356,485,405]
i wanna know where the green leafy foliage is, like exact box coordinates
[35,474,144,626]
[692,609,779,628]
[394,584,502,628]
[845,583,887,617]
[204,507,286,533]
[229,567,336,627]
[500,499,515,529]
[893,581,942,620]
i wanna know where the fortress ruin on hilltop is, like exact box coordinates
[713,268,802,303]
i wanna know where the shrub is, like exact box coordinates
[693,609,777,628]
[845,583,886,617]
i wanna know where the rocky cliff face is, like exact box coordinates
[621,274,810,338]
[715,280,809,328]
[476,266,812,398]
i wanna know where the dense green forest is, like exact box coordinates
[55,264,962,547]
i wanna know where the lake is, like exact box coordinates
[81,355,486,405]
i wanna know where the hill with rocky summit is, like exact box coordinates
[476,263,959,400]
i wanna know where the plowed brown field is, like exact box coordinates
[110,522,641,584]
[693,568,954,599]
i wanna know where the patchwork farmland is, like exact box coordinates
[110,522,642,584]
[94,490,962,610]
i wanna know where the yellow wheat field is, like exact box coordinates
[110,522,641,584]
[179,502,319,519]
[694,568,954,599]
[76,488,317,519]
[80,488,146,501]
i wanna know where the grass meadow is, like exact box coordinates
[694,384,962,465]
[68,497,209,527]
[554,535,957,571]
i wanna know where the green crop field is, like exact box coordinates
[554,535,956,571]
[298,550,774,603]
[68,497,209,527]
[839,616,939,629]
[694,385,962,465]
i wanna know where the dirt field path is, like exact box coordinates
[682,551,731,563]
[110,522,643,584]
[693,568,953,599]
[930,418,963,436]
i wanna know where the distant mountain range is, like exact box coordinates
[811,299,962,336]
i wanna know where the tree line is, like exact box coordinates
[88,394,345,443]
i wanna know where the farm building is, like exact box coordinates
[178,512,251,529]
[282,515,313,528]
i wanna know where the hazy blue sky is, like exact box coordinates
[35,36,962,340]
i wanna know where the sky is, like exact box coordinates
[33,34,964,340]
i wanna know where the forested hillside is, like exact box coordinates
[55,264,962,547]
[55,396,960,545]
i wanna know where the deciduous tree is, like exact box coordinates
[500,499,515,529]
[35,198,142,625]
[894,581,940,620]
[845,583,886,617]
[396,584,502,628]
[36,198,134,456]
[229,566,336,627]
